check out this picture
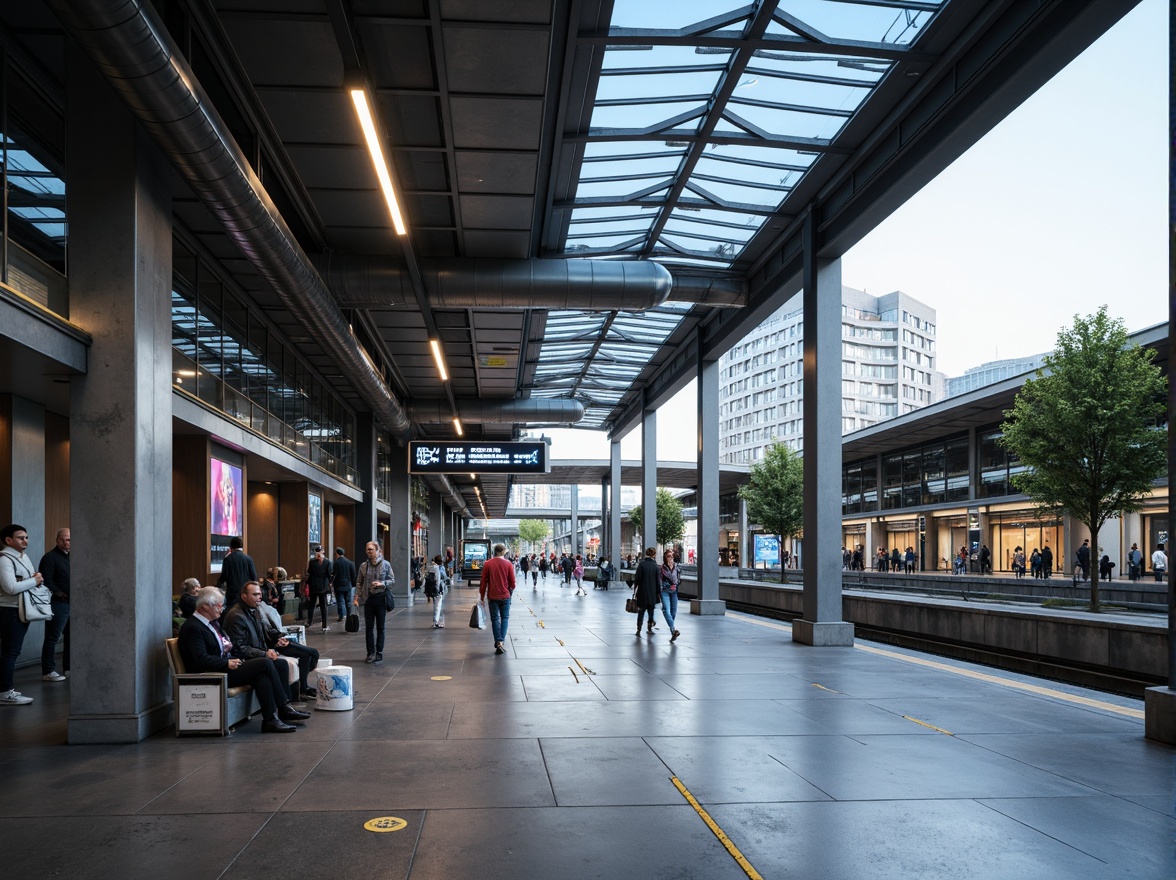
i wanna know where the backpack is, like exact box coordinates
[423,570,439,598]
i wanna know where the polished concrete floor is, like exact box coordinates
[2,582,1173,879]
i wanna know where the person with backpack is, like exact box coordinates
[538,554,549,583]
[1127,543,1143,581]
[424,554,448,628]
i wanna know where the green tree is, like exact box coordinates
[738,441,804,583]
[1000,307,1167,612]
[517,518,549,551]
[628,488,686,551]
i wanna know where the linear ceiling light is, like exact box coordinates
[453,417,464,436]
[429,338,449,382]
[350,87,407,236]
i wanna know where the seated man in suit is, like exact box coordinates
[224,581,319,701]
[178,587,310,733]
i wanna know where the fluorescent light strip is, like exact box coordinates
[453,417,464,436]
[429,338,449,382]
[350,88,407,236]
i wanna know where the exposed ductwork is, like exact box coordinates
[667,272,746,307]
[315,255,674,311]
[48,0,415,440]
[410,398,585,425]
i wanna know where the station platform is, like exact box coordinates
[2,582,1173,879]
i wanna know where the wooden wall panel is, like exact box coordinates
[44,411,70,544]
[279,482,310,579]
[332,504,355,560]
[172,434,209,592]
[247,482,280,576]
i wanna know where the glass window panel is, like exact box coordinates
[882,453,903,510]
[767,1,942,46]
[862,459,878,509]
[590,100,705,132]
[682,173,785,208]
[574,177,674,200]
[578,155,683,180]
[902,451,921,507]
[748,51,889,86]
[922,444,945,504]
[722,103,847,141]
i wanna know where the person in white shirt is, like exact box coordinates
[0,523,42,705]
[1151,543,1167,582]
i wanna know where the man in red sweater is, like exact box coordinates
[478,543,516,655]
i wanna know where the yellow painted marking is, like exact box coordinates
[537,621,546,628]
[556,638,565,646]
[725,610,1145,721]
[568,666,579,683]
[430,676,452,681]
[573,657,595,676]
[902,715,954,735]
[671,777,764,880]
[811,683,840,693]
[854,643,1146,720]
[363,816,407,833]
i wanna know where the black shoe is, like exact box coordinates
[300,687,318,700]
[671,629,681,642]
[374,653,383,662]
[365,654,375,663]
[262,717,299,733]
[279,706,311,722]
[495,643,505,655]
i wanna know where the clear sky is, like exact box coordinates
[542,0,1168,463]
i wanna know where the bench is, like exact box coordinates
[164,637,259,736]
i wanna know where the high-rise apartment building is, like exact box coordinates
[943,353,1046,398]
[718,287,938,464]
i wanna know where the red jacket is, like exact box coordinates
[479,555,516,601]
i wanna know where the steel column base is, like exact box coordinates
[792,619,854,646]
[689,598,726,616]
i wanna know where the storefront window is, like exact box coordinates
[991,513,1062,572]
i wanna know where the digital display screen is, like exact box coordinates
[210,458,243,572]
[409,441,549,474]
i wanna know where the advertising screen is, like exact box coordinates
[753,534,780,566]
[308,493,322,545]
[210,458,243,572]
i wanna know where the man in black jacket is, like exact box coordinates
[332,548,357,623]
[223,581,319,700]
[178,587,310,733]
[305,546,333,631]
[219,536,257,611]
[38,528,70,681]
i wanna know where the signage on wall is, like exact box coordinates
[210,458,243,573]
[409,441,549,474]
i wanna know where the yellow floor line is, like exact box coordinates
[671,777,764,880]
[725,610,1145,720]
[902,715,954,735]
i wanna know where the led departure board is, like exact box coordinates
[409,441,549,474]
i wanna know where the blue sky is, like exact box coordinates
[545,0,1168,461]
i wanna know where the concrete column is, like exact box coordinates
[642,406,657,553]
[570,484,579,557]
[1,396,48,668]
[428,490,444,562]
[693,352,724,614]
[385,444,412,604]
[794,211,853,647]
[738,497,749,569]
[610,439,622,566]
[67,54,175,741]
[600,476,608,559]
[354,413,378,555]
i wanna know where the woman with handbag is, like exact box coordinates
[631,547,661,637]
[0,523,49,705]
[659,549,682,642]
[354,541,395,663]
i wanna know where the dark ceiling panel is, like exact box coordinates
[455,151,537,194]
[450,97,543,150]
[258,90,356,145]
[223,20,341,87]
[413,229,459,257]
[440,0,552,25]
[362,22,437,91]
[286,145,374,190]
[308,189,392,229]
[461,229,531,259]
[384,94,444,147]
[459,194,533,229]
[443,27,549,95]
[326,227,405,258]
[394,151,450,193]
[407,194,455,228]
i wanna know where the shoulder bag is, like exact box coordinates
[625,587,638,614]
[3,554,53,623]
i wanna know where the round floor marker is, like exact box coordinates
[430,675,452,681]
[364,816,408,833]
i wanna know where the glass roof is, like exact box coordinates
[531,303,693,428]
[559,0,945,265]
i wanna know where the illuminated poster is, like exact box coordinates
[308,493,322,545]
[210,458,243,573]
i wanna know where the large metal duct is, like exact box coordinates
[668,272,746,307]
[316,255,673,311]
[48,0,414,439]
[410,398,585,425]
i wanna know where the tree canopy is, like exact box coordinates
[517,519,549,548]
[627,488,686,550]
[738,441,804,580]
[1000,307,1167,611]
